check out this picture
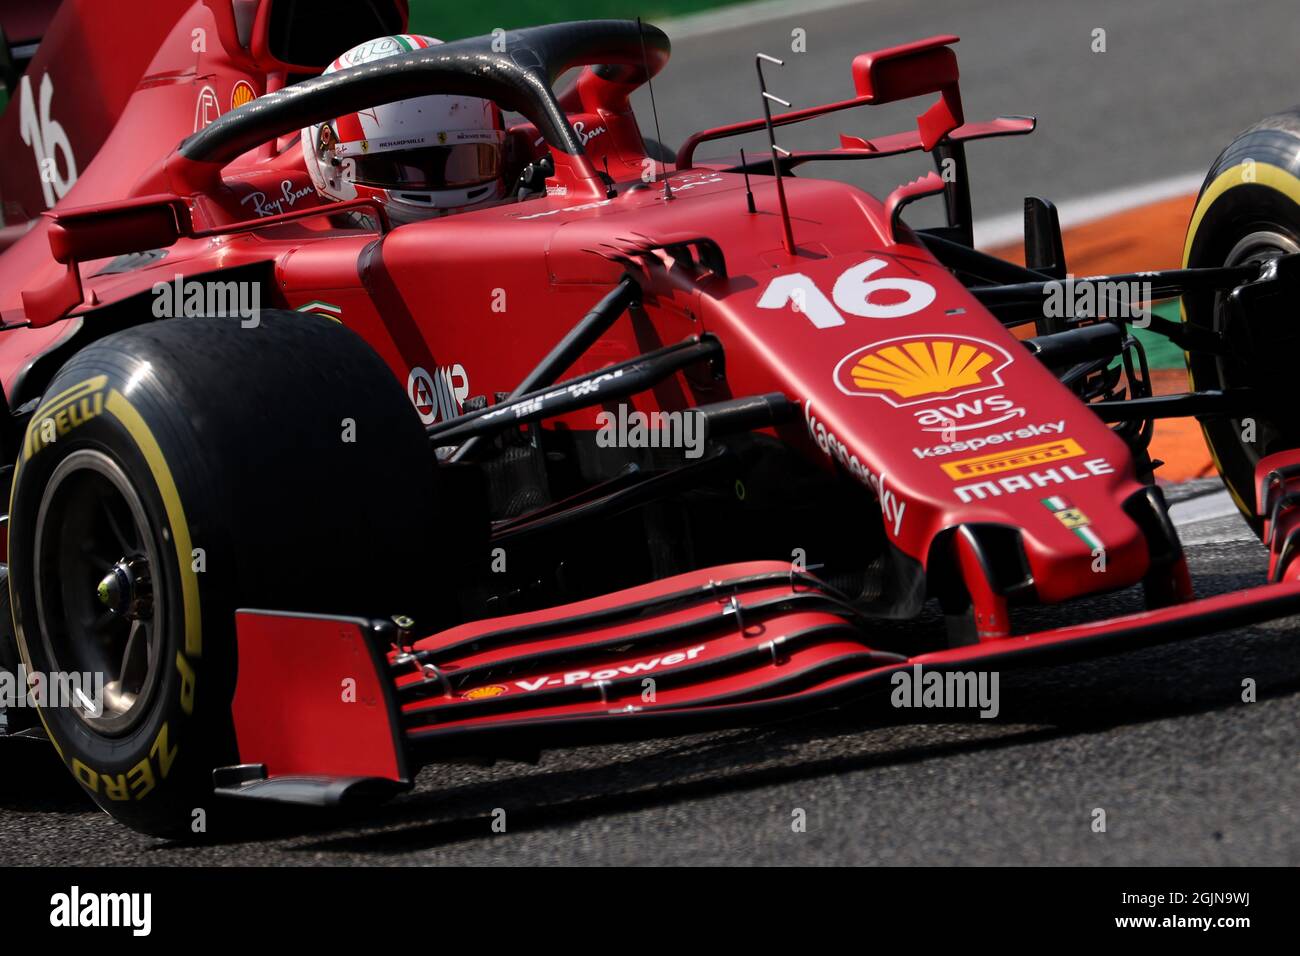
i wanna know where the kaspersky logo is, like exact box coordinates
[834,335,1013,407]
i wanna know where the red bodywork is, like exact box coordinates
[2,2,1295,800]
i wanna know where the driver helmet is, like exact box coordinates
[301,34,506,224]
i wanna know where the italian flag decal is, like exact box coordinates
[1041,496,1104,551]
[296,300,343,323]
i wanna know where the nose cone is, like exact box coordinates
[704,239,1152,606]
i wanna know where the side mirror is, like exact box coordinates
[45,196,188,264]
[23,196,190,328]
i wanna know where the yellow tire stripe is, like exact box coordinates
[105,390,202,659]
[5,381,200,780]
[1182,161,1300,265]
[1180,161,1300,517]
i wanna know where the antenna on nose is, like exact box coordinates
[638,17,673,201]
[739,147,757,213]
[756,52,795,253]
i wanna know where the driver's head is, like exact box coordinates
[301,34,506,225]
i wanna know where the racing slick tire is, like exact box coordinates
[1184,107,1300,526]
[0,565,15,679]
[0,564,34,733]
[5,311,438,836]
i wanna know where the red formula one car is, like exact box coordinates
[2,0,1300,836]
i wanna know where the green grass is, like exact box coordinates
[1130,299,1187,370]
[407,0,741,41]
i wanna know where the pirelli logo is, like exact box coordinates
[24,375,109,462]
[941,438,1085,480]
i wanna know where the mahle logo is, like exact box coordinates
[834,335,1012,406]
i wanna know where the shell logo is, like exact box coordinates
[833,335,1013,407]
[230,80,257,111]
[462,684,508,700]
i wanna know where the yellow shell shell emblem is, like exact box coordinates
[230,80,256,111]
[834,336,1011,406]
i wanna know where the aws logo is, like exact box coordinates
[834,335,1013,407]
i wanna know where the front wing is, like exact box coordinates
[218,552,1300,806]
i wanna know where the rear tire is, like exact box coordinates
[7,311,440,836]
[1183,107,1300,526]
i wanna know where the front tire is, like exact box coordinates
[1183,107,1300,526]
[7,311,440,836]
[0,564,33,733]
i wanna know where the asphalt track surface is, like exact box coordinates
[3,1,1300,865]
[638,0,1300,226]
[1,482,1296,866]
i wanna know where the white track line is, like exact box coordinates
[1169,489,1256,545]
[1169,489,1239,528]
[658,2,1206,254]
[658,0,875,41]
[973,171,1207,249]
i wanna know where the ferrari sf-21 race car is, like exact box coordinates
[1,0,1299,836]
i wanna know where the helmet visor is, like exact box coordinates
[351,143,501,190]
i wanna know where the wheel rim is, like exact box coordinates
[1212,229,1300,471]
[32,450,165,736]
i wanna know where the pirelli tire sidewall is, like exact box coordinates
[8,365,234,834]
[1184,110,1300,523]
[7,312,440,836]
